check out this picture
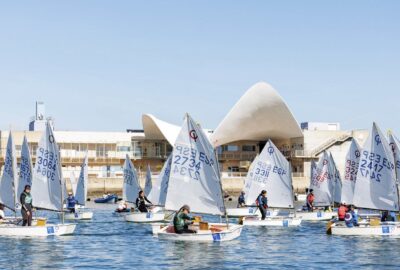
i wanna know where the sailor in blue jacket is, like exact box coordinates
[66,192,77,213]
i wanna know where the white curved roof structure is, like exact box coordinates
[210,82,303,147]
[142,114,181,145]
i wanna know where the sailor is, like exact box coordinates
[173,205,196,234]
[66,192,77,213]
[256,190,268,220]
[116,200,128,213]
[237,191,246,208]
[0,204,5,221]
[306,189,315,212]
[338,202,348,221]
[20,185,33,226]
[381,211,396,222]
[345,205,359,227]
[136,190,152,213]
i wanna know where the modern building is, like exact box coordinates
[0,82,370,192]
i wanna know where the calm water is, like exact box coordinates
[0,202,399,270]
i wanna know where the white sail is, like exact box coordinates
[18,136,33,203]
[329,153,342,204]
[388,133,400,183]
[31,122,63,211]
[148,155,172,206]
[0,133,18,211]
[353,123,399,211]
[75,155,88,205]
[244,140,294,208]
[243,154,259,202]
[341,139,361,205]
[310,151,333,207]
[122,155,141,203]
[144,164,152,196]
[165,114,225,215]
[69,171,77,197]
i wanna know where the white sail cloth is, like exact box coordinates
[353,123,399,212]
[244,140,294,208]
[165,114,225,215]
[329,153,342,204]
[122,155,141,203]
[18,135,33,204]
[341,139,361,205]
[148,155,172,206]
[0,133,18,211]
[310,151,334,207]
[31,122,64,211]
[75,155,88,205]
[144,165,152,196]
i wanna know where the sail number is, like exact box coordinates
[3,149,13,177]
[359,150,394,182]
[35,147,58,181]
[172,145,215,181]
[252,161,286,184]
[20,156,32,184]
[345,159,358,181]
[123,169,135,185]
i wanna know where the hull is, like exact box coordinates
[94,195,117,204]
[125,212,165,223]
[330,223,400,236]
[62,211,94,221]
[296,211,337,221]
[0,224,76,237]
[226,208,279,218]
[156,223,243,242]
[242,217,302,227]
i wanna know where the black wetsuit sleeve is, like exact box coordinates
[144,196,152,204]
[20,193,27,211]
[135,198,139,208]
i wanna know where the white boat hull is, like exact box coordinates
[62,211,94,221]
[155,223,243,242]
[296,211,337,221]
[0,224,76,236]
[226,207,279,218]
[330,222,400,236]
[125,212,165,223]
[242,217,302,227]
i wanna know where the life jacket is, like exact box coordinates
[338,206,347,219]
[307,193,314,204]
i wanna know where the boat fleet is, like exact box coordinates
[0,116,399,241]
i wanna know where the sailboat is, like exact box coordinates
[0,123,76,236]
[155,114,242,241]
[123,155,164,223]
[297,151,338,221]
[240,140,302,227]
[17,135,33,208]
[329,153,342,205]
[225,155,277,218]
[329,123,400,236]
[63,155,93,220]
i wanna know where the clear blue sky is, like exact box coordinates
[0,1,399,133]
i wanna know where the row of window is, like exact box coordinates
[220,145,256,152]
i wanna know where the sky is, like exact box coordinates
[0,1,399,133]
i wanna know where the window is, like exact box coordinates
[242,145,256,152]
[222,145,239,152]
[228,166,239,172]
[117,146,130,152]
